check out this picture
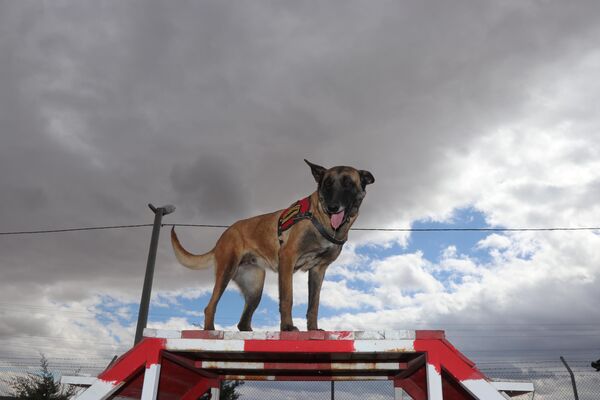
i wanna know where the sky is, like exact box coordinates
[1,0,600,381]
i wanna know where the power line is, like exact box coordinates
[166,223,229,229]
[0,223,598,236]
[0,223,153,236]
[351,227,600,232]
[167,223,600,232]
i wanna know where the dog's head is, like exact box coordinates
[305,159,374,230]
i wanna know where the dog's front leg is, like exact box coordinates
[307,264,327,331]
[278,252,298,331]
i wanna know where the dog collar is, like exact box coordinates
[278,197,347,246]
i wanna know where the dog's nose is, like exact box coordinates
[326,205,341,214]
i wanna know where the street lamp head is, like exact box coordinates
[148,203,176,215]
[161,204,176,215]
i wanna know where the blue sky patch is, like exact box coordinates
[355,207,496,263]
[96,207,505,331]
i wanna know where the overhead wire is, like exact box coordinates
[0,223,598,236]
[0,223,153,236]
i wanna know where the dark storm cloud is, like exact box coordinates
[171,155,248,220]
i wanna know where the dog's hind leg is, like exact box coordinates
[204,253,239,331]
[234,265,265,331]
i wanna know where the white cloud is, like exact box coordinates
[477,234,511,250]
[0,297,132,363]
[366,252,444,295]
[146,317,197,331]
[317,229,600,350]
[320,280,382,310]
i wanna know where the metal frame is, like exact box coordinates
[64,329,533,400]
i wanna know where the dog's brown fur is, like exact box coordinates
[171,160,374,331]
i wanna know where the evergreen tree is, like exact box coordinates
[199,380,244,400]
[8,354,77,399]
[219,380,244,400]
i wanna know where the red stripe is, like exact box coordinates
[415,330,445,340]
[414,339,484,381]
[99,338,165,382]
[244,339,354,353]
[181,330,224,339]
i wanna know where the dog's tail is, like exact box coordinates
[171,227,214,270]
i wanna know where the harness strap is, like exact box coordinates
[309,217,347,245]
[278,197,346,246]
[277,197,312,240]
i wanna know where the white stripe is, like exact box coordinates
[491,381,534,393]
[61,376,97,386]
[166,338,245,351]
[461,379,509,399]
[425,363,443,400]
[143,328,182,338]
[200,361,265,369]
[198,361,401,370]
[222,375,389,381]
[223,331,268,340]
[353,331,385,340]
[141,364,161,400]
[331,362,401,370]
[383,331,416,340]
[353,339,415,353]
[74,380,122,400]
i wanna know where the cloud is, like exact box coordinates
[320,280,383,310]
[366,253,444,297]
[170,155,249,220]
[315,228,600,361]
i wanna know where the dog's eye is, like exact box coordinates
[342,176,352,187]
[324,177,333,188]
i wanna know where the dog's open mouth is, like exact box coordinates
[330,209,345,230]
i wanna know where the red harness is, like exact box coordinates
[277,197,346,246]
[278,197,312,237]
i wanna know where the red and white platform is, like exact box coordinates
[64,329,533,399]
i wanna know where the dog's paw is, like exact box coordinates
[237,323,253,332]
[281,324,299,332]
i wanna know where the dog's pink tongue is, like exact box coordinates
[330,210,345,230]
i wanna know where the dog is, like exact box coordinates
[171,160,374,331]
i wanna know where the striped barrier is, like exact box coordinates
[64,329,533,400]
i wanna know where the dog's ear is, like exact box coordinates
[304,159,327,183]
[359,170,375,190]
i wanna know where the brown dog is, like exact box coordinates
[171,160,374,331]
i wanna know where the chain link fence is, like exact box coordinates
[235,380,394,400]
[234,360,600,400]
[481,360,600,400]
[1,359,599,399]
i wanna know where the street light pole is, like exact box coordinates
[134,203,175,345]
